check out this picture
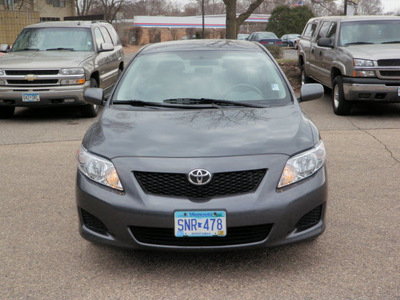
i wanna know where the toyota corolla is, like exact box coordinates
[76,40,327,250]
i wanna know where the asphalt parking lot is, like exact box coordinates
[1,92,399,298]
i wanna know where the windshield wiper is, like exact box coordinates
[13,48,40,51]
[344,42,374,46]
[113,99,213,109]
[46,47,75,51]
[163,98,264,108]
[381,41,400,44]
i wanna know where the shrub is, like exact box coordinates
[266,45,283,59]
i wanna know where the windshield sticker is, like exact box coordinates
[271,84,280,91]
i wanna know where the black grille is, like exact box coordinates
[7,80,58,85]
[81,209,108,234]
[380,71,400,77]
[5,70,59,75]
[130,224,272,246]
[134,169,266,199]
[377,59,400,66]
[296,205,323,232]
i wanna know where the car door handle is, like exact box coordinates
[311,48,315,54]
[319,51,323,56]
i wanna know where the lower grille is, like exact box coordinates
[379,71,400,77]
[130,224,272,246]
[296,205,323,232]
[81,209,108,234]
[134,169,266,199]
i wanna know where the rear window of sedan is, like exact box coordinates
[114,50,291,106]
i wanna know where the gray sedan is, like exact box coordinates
[76,40,327,250]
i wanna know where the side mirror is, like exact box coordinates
[99,42,114,52]
[317,38,334,48]
[0,44,11,53]
[299,83,324,102]
[84,88,105,105]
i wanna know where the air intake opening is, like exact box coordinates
[295,205,323,232]
[80,209,108,235]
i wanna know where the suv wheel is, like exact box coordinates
[81,78,100,118]
[332,76,352,115]
[0,106,15,119]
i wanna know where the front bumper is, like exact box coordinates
[76,155,328,250]
[342,77,400,102]
[0,82,90,107]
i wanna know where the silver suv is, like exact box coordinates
[0,21,124,118]
[298,16,400,115]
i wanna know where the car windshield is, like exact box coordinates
[288,34,300,39]
[12,28,93,52]
[339,20,400,46]
[256,32,278,39]
[113,50,291,106]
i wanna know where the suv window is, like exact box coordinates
[316,21,332,41]
[100,27,113,44]
[94,28,106,49]
[303,23,318,39]
[106,25,121,45]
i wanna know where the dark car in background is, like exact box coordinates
[76,39,327,250]
[281,34,301,47]
[247,31,283,46]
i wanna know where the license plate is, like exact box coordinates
[174,211,226,237]
[269,42,274,44]
[22,93,40,102]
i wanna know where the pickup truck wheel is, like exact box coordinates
[0,106,15,119]
[300,65,313,85]
[332,76,352,115]
[80,78,100,118]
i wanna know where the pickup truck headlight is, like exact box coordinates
[60,68,85,75]
[278,141,326,188]
[77,146,124,191]
[353,59,376,77]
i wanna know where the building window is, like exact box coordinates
[46,0,65,7]
[40,17,61,22]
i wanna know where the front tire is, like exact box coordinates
[0,106,15,119]
[80,78,100,118]
[332,76,352,115]
[300,64,313,85]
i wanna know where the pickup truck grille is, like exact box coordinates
[7,79,58,85]
[377,59,400,67]
[5,70,59,76]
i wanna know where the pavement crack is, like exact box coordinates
[347,119,400,164]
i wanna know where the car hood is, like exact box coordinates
[0,51,93,68]
[84,105,315,159]
[341,44,400,60]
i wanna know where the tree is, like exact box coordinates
[266,5,314,37]
[356,0,383,15]
[75,0,96,16]
[223,0,265,39]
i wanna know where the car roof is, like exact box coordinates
[140,39,263,54]
[25,21,108,29]
[308,15,400,23]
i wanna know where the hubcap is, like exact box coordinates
[333,85,339,108]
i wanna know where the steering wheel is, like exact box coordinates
[223,83,263,100]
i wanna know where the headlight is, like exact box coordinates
[353,59,375,77]
[278,141,326,188]
[60,68,85,75]
[77,145,123,191]
[353,59,374,67]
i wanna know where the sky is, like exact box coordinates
[380,0,400,13]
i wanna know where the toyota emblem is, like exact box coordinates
[188,169,212,186]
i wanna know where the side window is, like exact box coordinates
[106,25,121,45]
[326,22,337,40]
[94,28,105,49]
[316,21,331,41]
[303,23,317,39]
[100,27,113,44]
